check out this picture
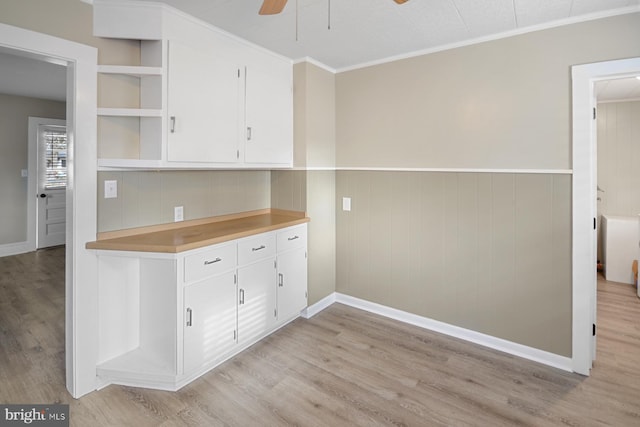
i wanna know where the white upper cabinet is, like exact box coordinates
[93,2,293,170]
[167,41,240,164]
[245,66,293,165]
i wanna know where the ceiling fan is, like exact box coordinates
[259,0,409,15]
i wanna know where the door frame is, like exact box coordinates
[28,117,67,250]
[0,23,98,398]
[571,57,640,375]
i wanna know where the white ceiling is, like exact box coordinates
[106,0,640,71]
[0,50,66,102]
[1,1,639,103]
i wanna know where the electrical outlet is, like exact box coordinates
[104,180,117,199]
[342,197,351,211]
[174,206,184,222]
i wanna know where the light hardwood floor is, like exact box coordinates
[1,247,639,426]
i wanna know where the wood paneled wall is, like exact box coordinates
[272,170,337,306]
[336,171,572,357]
[97,170,270,232]
[597,101,640,215]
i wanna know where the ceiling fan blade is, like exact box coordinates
[394,0,410,4]
[259,0,288,15]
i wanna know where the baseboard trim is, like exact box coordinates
[301,293,336,319]
[306,292,573,372]
[0,241,33,258]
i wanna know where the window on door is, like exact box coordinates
[41,125,67,189]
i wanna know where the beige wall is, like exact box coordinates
[97,170,271,232]
[336,171,572,356]
[273,62,337,305]
[596,100,640,260]
[336,13,640,170]
[0,0,139,65]
[0,93,65,245]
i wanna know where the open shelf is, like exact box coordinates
[98,65,163,76]
[98,107,163,117]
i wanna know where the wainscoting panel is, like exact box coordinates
[336,171,572,357]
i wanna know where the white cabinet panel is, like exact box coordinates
[238,232,276,265]
[244,66,293,165]
[167,40,240,163]
[184,243,236,283]
[237,257,277,344]
[277,247,308,322]
[183,271,237,374]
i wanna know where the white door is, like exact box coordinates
[244,66,293,164]
[277,248,308,322]
[183,271,237,374]
[237,258,277,344]
[167,40,240,163]
[37,120,67,248]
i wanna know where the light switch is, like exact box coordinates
[21,169,28,178]
[342,197,351,211]
[104,180,117,199]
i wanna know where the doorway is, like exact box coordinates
[0,22,97,398]
[571,57,640,376]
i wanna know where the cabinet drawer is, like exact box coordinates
[184,243,236,283]
[277,225,307,252]
[238,233,276,265]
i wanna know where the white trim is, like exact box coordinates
[301,293,336,319]
[0,241,32,258]
[571,57,640,376]
[290,166,572,174]
[293,57,337,74]
[333,293,573,372]
[597,97,640,104]
[337,6,640,73]
[0,22,98,399]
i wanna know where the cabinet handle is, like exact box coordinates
[186,308,192,327]
[239,288,245,305]
[204,257,222,265]
[278,273,283,287]
[287,236,299,241]
[247,126,252,141]
[252,245,266,252]
[170,116,176,133]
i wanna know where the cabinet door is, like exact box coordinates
[167,41,240,163]
[237,257,277,344]
[244,66,292,165]
[277,248,307,322]
[183,271,237,374]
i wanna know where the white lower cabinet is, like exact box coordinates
[183,271,237,374]
[237,257,277,344]
[95,224,307,391]
[276,225,308,322]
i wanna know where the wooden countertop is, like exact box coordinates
[86,209,309,253]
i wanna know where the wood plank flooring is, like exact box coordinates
[1,248,639,426]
